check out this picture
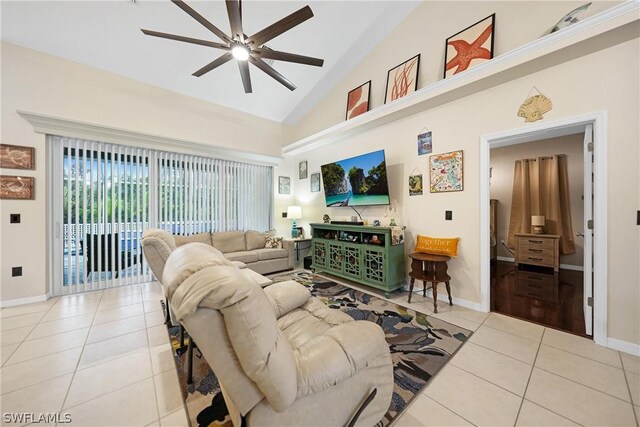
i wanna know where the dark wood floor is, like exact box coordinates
[490,261,588,337]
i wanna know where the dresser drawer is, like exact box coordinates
[519,253,554,267]
[517,236,555,251]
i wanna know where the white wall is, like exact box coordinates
[490,134,584,267]
[0,42,288,303]
[287,3,639,346]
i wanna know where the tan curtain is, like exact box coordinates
[507,155,576,255]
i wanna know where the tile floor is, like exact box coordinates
[1,279,639,427]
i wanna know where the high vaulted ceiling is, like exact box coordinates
[1,1,420,124]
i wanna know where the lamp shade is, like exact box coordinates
[531,215,545,226]
[287,205,302,220]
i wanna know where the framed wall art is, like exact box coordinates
[0,175,35,200]
[430,150,463,193]
[444,14,495,79]
[417,130,432,155]
[409,174,423,196]
[278,176,291,194]
[299,161,308,179]
[310,172,321,192]
[384,54,420,104]
[346,81,371,120]
[0,144,35,170]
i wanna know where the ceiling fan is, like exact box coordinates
[141,0,324,93]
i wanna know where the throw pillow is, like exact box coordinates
[265,236,283,249]
[415,235,459,257]
[245,229,277,251]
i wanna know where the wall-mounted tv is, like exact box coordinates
[320,149,390,207]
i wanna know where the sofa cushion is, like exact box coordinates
[174,232,213,248]
[245,229,276,251]
[225,251,259,263]
[211,231,246,253]
[255,248,289,261]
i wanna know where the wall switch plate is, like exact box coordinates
[445,210,453,220]
[12,267,22,277]
[10,214,21,223]
[637,210,640,225]
[282,212,287,218]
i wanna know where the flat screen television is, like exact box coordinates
[320,149,390,207]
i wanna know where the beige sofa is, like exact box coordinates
[163,243,393,427]
[141,228,294,282]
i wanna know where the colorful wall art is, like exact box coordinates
[409,174,423,196]
[0,144,35,170]
[385,54,420,103]
[0,175,35,199]
[346,81,371,120]
[444,14,495,78]
[430,150,463,193]
[417,130,432,155]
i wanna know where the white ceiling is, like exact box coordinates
[1,0,420,124]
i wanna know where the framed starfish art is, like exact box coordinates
[444,14,495,79]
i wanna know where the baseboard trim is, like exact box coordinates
[415,288,485,312]
[496,257,584,272]
[559,264,584,271]
[607,337,640,356]
[0,293,51,308]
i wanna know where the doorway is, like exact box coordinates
[479,113,608,346]
[489,134,586,336]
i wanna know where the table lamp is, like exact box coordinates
[531,215,545,234]
[287,205,302,238]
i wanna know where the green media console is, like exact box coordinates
[310,223,406,297]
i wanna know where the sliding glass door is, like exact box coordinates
[50,136,273,295]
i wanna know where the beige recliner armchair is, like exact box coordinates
[163,243,393,427]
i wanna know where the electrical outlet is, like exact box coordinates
[10,214,21,223]
[12,267,22,277]
[445,210,453,220]
[282,212,287,218]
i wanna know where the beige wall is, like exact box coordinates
[490,134,584,266]
[287,4,639,345]
[0,42,288,303]
[288,1,621,141]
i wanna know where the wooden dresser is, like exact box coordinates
[514,233,560,272]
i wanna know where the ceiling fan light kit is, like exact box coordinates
[141,0,324,93]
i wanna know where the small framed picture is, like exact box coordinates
[444,14,495,79]
[278,176,291,194]
[417,131,432,155]
[296,227,305,238]
[0,144,35,170]
[409,174,423,196]
[346,81,371,120]
[0,175,35,199]
[299,161,308,179]
[384,54,420,104]
[310,172,321,192]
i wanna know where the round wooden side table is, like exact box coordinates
[408,252,452,313]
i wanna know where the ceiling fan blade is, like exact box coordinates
[249,56,296,91]
[193,52,233,77]
[246,6,314,48]
[141,29,229,50]
[171,0,231,44]
[253,48,323,67]
[238,61,252,93]
[225,0,244,41]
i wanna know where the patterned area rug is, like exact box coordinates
[167,271,471,427]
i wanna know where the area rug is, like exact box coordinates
[167,271,472,427]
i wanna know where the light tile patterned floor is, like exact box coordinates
[1,279,639,427]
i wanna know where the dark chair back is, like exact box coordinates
[81,233,121,275]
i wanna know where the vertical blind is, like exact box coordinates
[55,135,273,295]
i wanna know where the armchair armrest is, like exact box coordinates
[281,239,295,269]
[142,229,177,283]
[295,321,390,396]
[263,281,311,318]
